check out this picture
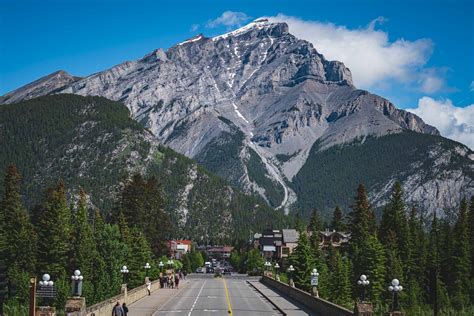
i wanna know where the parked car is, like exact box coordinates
[196,267,204,273]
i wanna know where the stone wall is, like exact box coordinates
[261,276,354,316]
[85,280,160,316]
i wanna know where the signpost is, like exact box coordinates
[311,269,319,297]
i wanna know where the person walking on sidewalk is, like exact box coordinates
[175,274,180,289]
[122,302,129,316]
[112,302,125,316]
[146,281,151,295]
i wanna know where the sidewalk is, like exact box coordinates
[248,281,315,315]
[128,280,189,315]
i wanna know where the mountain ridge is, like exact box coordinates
[2,18,471,217]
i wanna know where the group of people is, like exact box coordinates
[111,271,187,315]
[112,302,128,316]
[159,272,182,289]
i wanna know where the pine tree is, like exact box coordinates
[426,212,450,311]
[327,246,351,307]
[126,228,153,288]
[451,199,471,308]
[117,174,171,256]
[90,209,108,303]
[353,235,386,304]
[307,208,323,263]
[406,206,426,307]
[330,206,346,231]
[289,231,315,291]
[71,188,96,300]
[349,184,372,244]
[98,224,129,297]
[36,180,72,278]
[469,196,474,302]
[378,182,409,254]
[0,165,37,273]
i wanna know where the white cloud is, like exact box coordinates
[190,24,200,32]
[266,14,435,90]
[418,68,449,94]
[207,11,251,29]
[407,97,474,149]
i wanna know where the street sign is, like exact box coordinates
[311,276,318,286]
[36,286,57,298]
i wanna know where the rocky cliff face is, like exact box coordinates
[1,70,80,104]
[2,19,471,217]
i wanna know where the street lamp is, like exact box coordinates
[274,263,280,281]
[357,274,370,302]
[39,274,54,287]
[264,261,271,276]
[287,265,295,287]
[39,274,55,306]
[388,278,403,312]
[70,270,83,296]
[120,265,129,284]
[159,261,164,273]
[144,262,151,278]
[311,268,319,297]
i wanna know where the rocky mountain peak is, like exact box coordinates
[212,18,289,41]
[0,70,80,104]
[2,19,467,217]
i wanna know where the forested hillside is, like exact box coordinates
[0,94,288,242]
[293,132,474,219]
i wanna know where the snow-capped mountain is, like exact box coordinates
[3,19,472,216]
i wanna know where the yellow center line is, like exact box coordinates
[223,277,233,315]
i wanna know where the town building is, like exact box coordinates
[254,228,350,259]
[167,239,192,259]
[206,246,234,260]
[318,229,351,248]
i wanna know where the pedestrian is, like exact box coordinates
[112,302,124,316]
[175,274,180,289]
[146,281,151,295]
[122,303,129,316]
[159,276,164,288]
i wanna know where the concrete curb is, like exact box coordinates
[246,280,287,316]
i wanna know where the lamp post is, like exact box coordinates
[287,265,295,287]
[264,261,271,276]
[39,274,54,306]
[39,274,54,287]
[159,261,164,274]
[120,265,129,284]
[310,268,319,297]
[70,270,83,296]
[144,262,151,278]
[388,279,403,312]
[357,274,370,302]
[274,263,280,281]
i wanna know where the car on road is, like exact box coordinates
[195,267,204,273]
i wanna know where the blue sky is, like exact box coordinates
[1,0,473,147]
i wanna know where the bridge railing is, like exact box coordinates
[261,275,354,316]
[85,280,161,316]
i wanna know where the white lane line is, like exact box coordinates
[188,280,206,316]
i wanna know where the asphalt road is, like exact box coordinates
[151,277,283,316]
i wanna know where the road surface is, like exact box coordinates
[129,275,313,315]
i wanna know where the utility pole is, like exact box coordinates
[29,276,36,316]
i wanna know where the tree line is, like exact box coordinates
[0,165,175,312]
[231,182,474,314]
